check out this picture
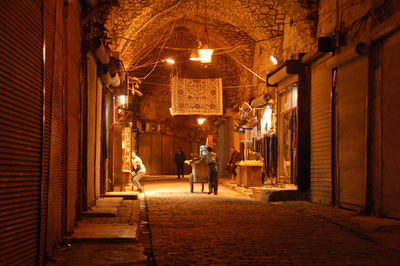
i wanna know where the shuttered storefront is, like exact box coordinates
[44,0,66,255]
[0,1,44,264]
[65,0,81,231]
[336,56,368,211]
[381,29,400,218]
[310,55,332,204]
[162,135,173,174]
[140,134,152,174]
[151,133,163,174]
[87,52,97,206]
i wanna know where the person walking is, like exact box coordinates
[194,146,218,195]
[226,146,241,180]
[174,147,186,179]
[131,152,146,193]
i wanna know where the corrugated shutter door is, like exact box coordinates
[381,29,400,219]
[0,1,43,264]
[310,55,332,204]
[45,0,65,254]
[337,56,368,210]
[65,0,81,230]
[162,135,172,174]
[151,134,162,174]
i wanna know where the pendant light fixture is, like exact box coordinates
[190,0,202,61]
[190,0,213,63]
[199,0,213,63]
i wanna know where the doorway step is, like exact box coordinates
[252,185,308,202]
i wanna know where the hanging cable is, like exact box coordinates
[227,53,266,82]
[136,22,176,80]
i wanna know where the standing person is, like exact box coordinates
[131,152,146,193]
[226,146,241,180]
[194,146,218,195]
[174,147,186,179]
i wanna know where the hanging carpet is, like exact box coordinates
[171,77,223,115]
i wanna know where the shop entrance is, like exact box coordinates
[278,85,298,185]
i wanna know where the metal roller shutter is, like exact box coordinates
[381,29,400,218]
[45,0,66,254]
[162,134,172,174]
[336,56,368,210]
[0,0,44,264]
[151,133,162,174]
[140,134,152,174]
[65,0,81,231]
[310,55,332,204]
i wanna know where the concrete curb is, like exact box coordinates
[137,193,156,265]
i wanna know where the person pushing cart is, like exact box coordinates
[192,146,218,195]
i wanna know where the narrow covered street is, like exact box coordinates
[1,0,400,265]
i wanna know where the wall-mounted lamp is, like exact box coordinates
[270,55,278,65]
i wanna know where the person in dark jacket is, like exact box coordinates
[174,147,186,179]
[226,146,241,180]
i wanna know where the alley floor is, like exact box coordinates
[48,178,400,265]
[144,179,400,265]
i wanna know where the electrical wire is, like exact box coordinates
[136,22,176,80]
[227,53,266,82]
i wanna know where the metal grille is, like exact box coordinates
[0,1,43,264]
[310,55,332,204]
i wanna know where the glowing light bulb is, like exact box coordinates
[197,118,206,125]
[270,55,278,65]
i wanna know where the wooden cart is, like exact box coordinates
[189,163,209,193]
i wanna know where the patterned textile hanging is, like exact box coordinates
[171,77,223,115]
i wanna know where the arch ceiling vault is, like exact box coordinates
[105,0,317,70]
[101,0,317,123]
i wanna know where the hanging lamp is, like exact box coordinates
[190,0,213,63]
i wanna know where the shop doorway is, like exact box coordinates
[278,85,298,185]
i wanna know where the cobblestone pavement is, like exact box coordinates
[142,179,400,265]
[47,199,147,265]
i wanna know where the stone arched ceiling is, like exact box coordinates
[105,0,318,70]
[102,0,317,127]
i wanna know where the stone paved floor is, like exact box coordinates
[47,199,147,265]
[143,179,400,265]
